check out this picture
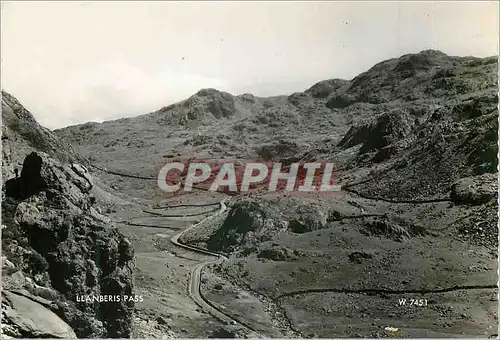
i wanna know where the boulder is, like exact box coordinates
[258,246,297,261]
[450,173,498,205]
[2,290,76,338]
[337,109,415,154]
[348,251,374,264]
[288,205,327,234]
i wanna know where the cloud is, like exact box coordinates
[59,54,228,125]
[4,54,228,129]
[1,1,497,129]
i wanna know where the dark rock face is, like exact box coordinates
[393,50,448,79]
[464,112,499,175]
[207,93,236,119]
[208,198,330,253]
[328,51,497,201]
[450,93,498,120]
[5,153,47,200]
[2,152,134,338]
[207,200,269,253]
[346,50,454,104]
[347,109,498,200]
[208,325,249,338]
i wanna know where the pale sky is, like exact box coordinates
[1,1,498,129]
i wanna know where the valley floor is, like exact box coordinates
[105,187,497,339]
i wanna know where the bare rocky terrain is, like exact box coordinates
[2,49,498,338]
[1,93,134,338]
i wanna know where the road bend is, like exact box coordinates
[170,200,262,335]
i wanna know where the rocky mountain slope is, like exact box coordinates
[55,50,498,201]
[2,91,86,185]
[1,92,135,338]
[6,49,499,338]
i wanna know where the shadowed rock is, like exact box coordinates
[288,205,327,234]
[5,152,47,200]
[2,152,134,338]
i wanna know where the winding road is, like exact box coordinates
[168,200,261,333]
[90,164,262,333]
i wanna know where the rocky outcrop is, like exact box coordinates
[337,109,415,154]
[258,246,297,261]
[342,108,498,200]
[2,152,134,338]
[207,200,272,253]
[207,199,290,253]
[361,215,427,242]
[305,79,349,99]
[288,205,328,234]
[176,88,236,121]
[255,140,302,161]
[1,290,77,339]
[1,90,86,186]
[450,173,498,205]
[325,93,358,109]
[348,251,374,264]
[251,105,302,127]
[207,198,330,251]
[344,50,455,104]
